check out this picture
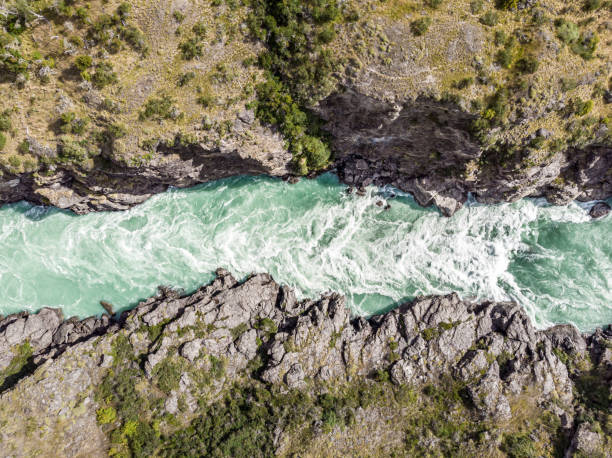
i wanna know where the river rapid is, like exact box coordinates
[0,174,610,331]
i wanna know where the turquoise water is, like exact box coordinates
[0,174,610,331]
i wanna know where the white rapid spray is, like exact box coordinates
[0,174,610,331]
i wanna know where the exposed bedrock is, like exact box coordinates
[318,88,612,216]
[2,89,610,216]
[0,269,610,455]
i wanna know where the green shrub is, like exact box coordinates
[173,11,185,22]
[480,11,499,27]
[92,62,117,88]
[500,433,537,458]
[425,0,443,8]
[58,140,89,163]
[192,22,207,38]
[583,0,601,11]
[74,55,93,71]
[120,25,148,54]
[96,406,117,425]
[496,48,514,68]
[59,112,88,135]
[571,32,598,60]
[516,56,539,74]
[177,71,195,87]
[139,95,176,121]
[556,20,580,44]
[153,359,182,394]
[179,38,202,59]
[575,99,594,116]
[0,111,11,132]
[497,0,518,10]
[411,17,432,36]
[0,132,6,150]
[470,0,484,14]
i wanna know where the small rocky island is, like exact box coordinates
[0,269,610,456]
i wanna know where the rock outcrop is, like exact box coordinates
[0,269,610,456]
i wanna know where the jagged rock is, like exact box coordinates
[589,201,611,219]
[566,423,603,457]
[0,270,609,457]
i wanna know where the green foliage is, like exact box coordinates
[516,55,539,74]
[470,0,485,14]
[154,358,183,394]
[231,322,249,340]
[425,0,443,8]
[556,20,580,44]
[0,111,11,132]
[575,99,594,116]
[177,71,195,87]
[480,11,499,27]
[91,62,117,88]
[120,25,148,54]
[571,32,598,60]
[74,55,93,71]
[411,17,432,36]
[192,22,207,38]
[96,406,117,425]
[59,112,89,135]
[583,0,601,11]
[497,0,518,10]
[246,0,339,174]
[255,77,331,173]
[422,327,439,341]
[501,433,537,458]
[0,341,34,391]
[178,37,202,59]
[173,11,185,23]
[0,132,6,150]
[58,139,89,163]
[139,95,177,121]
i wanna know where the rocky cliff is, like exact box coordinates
[1,0,611,215]
[0,269,610,457]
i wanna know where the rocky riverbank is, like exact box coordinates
[1,269,610,457]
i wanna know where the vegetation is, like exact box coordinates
[247,0,341,174]
[0,341,34,390]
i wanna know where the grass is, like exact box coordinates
[0,342,35,392]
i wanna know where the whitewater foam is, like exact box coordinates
[0,174,609,331]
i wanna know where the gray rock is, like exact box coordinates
[589,201,610,219]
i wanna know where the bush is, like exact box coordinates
[575,99,594,116]
[192,22,206,38]
[92,62,117,88]
[480,11,499,27]
[139,96,176,121]
[0,132,6,150]
[425,0,443,8]
[516,56,539,74]
[500,433,537,458]
[583,0,601,11]
[0,111,11,132]
[120,25,148,54]
[411,17,432,36]
[59,112,89,135]
[97,407,117,425]
[74,55,93,71]
[496,48,514,68]
[179,38,202,60]
[556,20,580,44]
[497,0,518,10]
[571,32,598,60]
[470,0,484,14]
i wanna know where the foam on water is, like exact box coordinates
[0,174,610,331]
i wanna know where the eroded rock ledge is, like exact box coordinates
[0,269,610,456]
